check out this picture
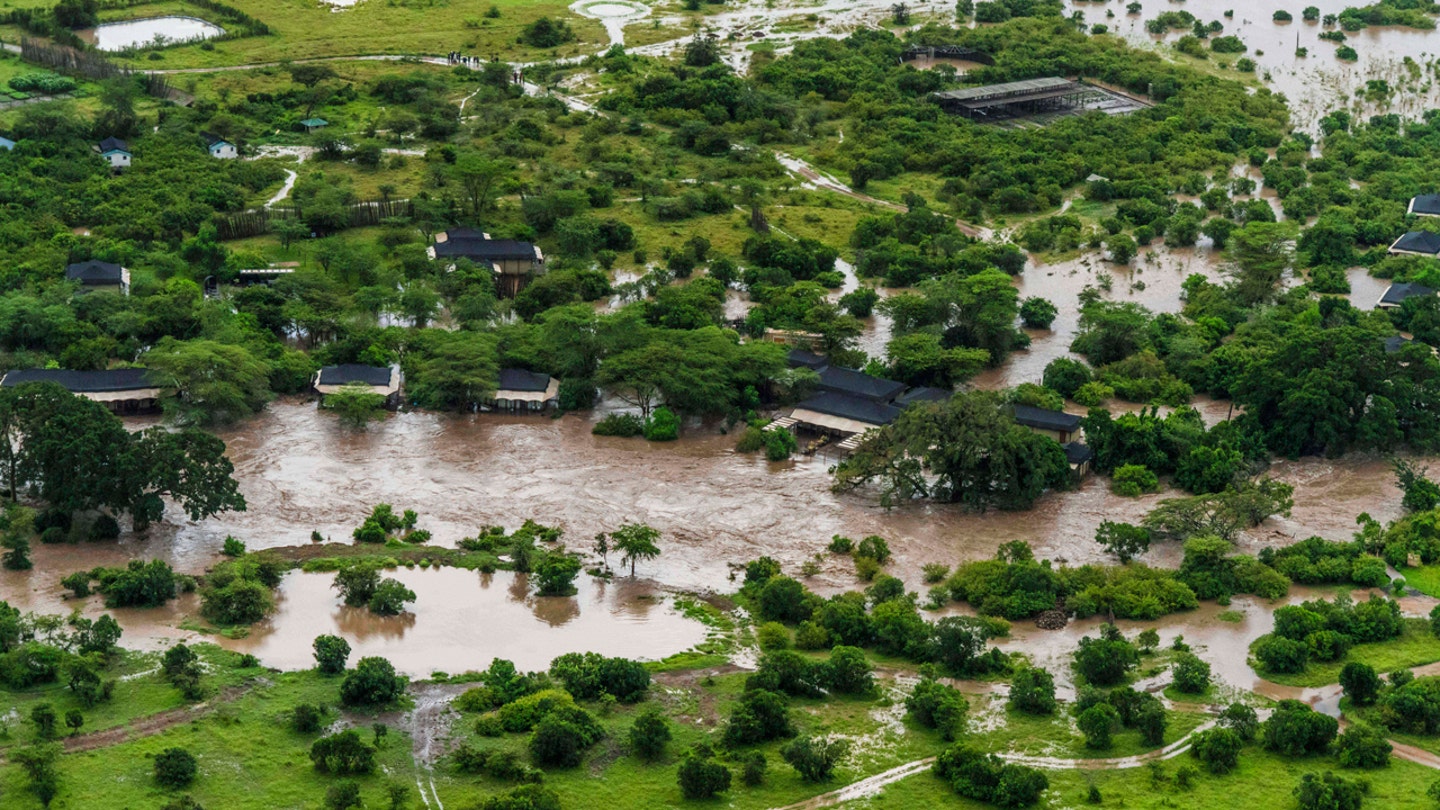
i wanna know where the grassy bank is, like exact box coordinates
[1254,619,1440,688]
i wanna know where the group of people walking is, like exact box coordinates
[445,52,525,85]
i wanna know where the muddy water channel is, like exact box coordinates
[105,401,1180,581]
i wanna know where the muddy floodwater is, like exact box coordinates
[225,568,707,676]
[1061,0,1440,130]
[2,383,1412,597]
[2,564,707,677]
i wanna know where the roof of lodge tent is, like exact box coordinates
[1064,442,1095,465]
[793,392,902,428]
[317,364,393,387]
[1,367,153,392]
[1390,231,1440,255]
[1411,194,1440,216]
[896,387,952,407]
[786,348,829,370]
[497,368,553,392]
[1378,281,1436,307]
[432,238,541,262]
[65,260,126,284]
[1011,404,1082,433]
[931,77,1079,109]
[816,365,907,402]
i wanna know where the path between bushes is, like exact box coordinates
[58,683,252,754]
[770,716,1440,810]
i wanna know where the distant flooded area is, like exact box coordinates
[81,16,224,51]
[1062,0,1440,129]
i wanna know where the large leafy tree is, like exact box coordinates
[597,328,784,418]
[0,383,244,529]
[122,427,247,530]
[1232,323,1440,456]
[1226,221,1297,307]
[833,390,1071,510]
[9,382,130,513]
[404,331,499,410]
[144,338,272,426]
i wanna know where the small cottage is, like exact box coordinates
[1388,231,1440,257]
[300,118,329,133]
[488,368,560,411]
[0,136,16,152]
[1409,195,1440,218]
[95,137,130,169]
[313,364,401,408]
[1,368,162,413]
[429,229,545,297]
[1064,442,1094,479]
[1376,281,1436,310]
[65,260,130,295]
[203,132,237,159]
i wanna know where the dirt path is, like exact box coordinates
[774,153,989,239]
[386,682,470,810]
[60,684,251,753]
[771,720,1211,810]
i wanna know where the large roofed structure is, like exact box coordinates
[931,77,1149,122]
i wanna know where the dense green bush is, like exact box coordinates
[1262,700,1338,756]
[933,744,1048,807]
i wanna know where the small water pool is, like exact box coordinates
[85,16,224,51]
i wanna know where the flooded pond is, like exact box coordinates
[82,16,224,51]
[1,564,709,677]
[225,568,707,676]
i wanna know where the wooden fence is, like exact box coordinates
[213,199,414,241]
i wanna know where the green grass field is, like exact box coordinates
[1402,564,1440,598]
[866,745,1440,810]
[98,0,609,70]
[0,661,413,809]
[1255,619,1440,688]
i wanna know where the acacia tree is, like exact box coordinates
[1095,521,1151,563]
[144,338,273,425]
[451,153,509,216]
[609,523,661,577]
[1226,221,1297,307]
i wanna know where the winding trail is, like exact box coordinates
[58,683,253,754]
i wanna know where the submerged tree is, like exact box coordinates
[833,391,1071,510]
[609,523,661,577]
[324,383,386,429]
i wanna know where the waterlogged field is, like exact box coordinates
[100,0,607,69]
